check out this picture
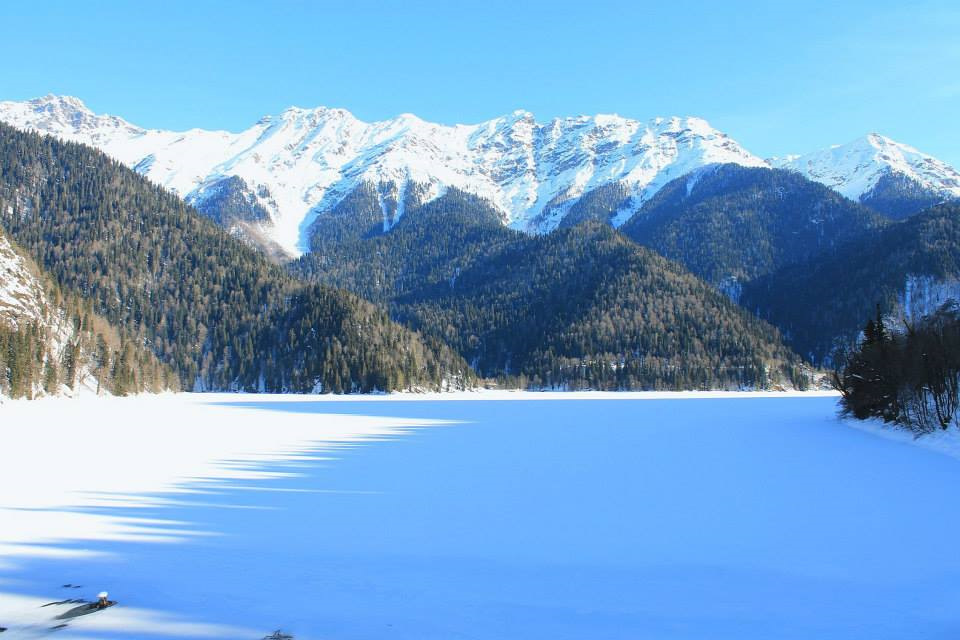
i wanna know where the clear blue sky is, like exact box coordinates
[1,0,958,164]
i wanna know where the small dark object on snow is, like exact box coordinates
[55,592,116,620]
[263,632,294,640]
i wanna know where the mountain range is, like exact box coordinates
[2,95,957,259]
[3,96,960,396]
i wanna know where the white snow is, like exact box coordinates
[5,97,959,257]
[776,133,960,202]
[895,274,960,323]
[3,391,960,639]
[0,96,766,256]
[0,393,443,568]
[0,231,47,329]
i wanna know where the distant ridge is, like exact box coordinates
[0,95,765,256]
[1,95,956,256]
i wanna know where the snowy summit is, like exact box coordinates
[0,96,765,256]
[1,96,958,256]
[776,133,960,203]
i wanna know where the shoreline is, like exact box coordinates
[2,388,841,407]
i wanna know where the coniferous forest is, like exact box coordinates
[3,121,959,398]
[0,304,175,399]
[296,185,809,389]
[0,226,175,398]
[742,203,960,364]
[620,164,886,286]
[0,123,470,393]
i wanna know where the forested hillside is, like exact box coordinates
[620,164,886,286]
[0,226,174,398]
[0,123,470,393]
[860,171,953,220]
[296,186,809,390]
[742,203,960,364]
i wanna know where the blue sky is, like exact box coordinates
[1,0,957,164]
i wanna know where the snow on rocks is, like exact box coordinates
[5,96,958,258]
[0,96,765,257]
[0,231,47,329]
[776,133,960,202]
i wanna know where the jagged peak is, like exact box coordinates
[270,104,354,125]
[391,112,427,128]
[29,94,91,112]
[12,96,736,144]
[782,133,960,201]
[828,132,921,156]
[0,96,778,255]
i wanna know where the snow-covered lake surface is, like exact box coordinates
[1,391,959,639]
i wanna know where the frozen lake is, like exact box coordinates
[2,392,959,639]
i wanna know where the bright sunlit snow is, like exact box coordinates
[0,96,767,256]
[2,391,959,639]
[777,133,960,202]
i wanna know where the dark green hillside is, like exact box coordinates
[0,123,469,393]
[620,164,886,285]
[298,185,513,304]
[860,171,954,220]
[742,203,960,364]
[296,186,808,390]
[0,226,175,398]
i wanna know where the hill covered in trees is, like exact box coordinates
[0,226,175,398]
[859,171,956,221]
[620,164,887,287]
[742,202,960,364]
[295,186,809,390]
[0,123,470,393]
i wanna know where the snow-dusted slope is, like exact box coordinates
[0,228,47,328]
[0,95,766,256]
[776,133,960,204]
[0,230,104,397]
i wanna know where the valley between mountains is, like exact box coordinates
[1,96,959,397]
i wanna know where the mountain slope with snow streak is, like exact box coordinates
[0,95,766,256]
[0,227,48,329]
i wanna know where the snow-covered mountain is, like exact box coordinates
[4,96,958,256]
[775,134,960,218]
[0,95,766,257]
